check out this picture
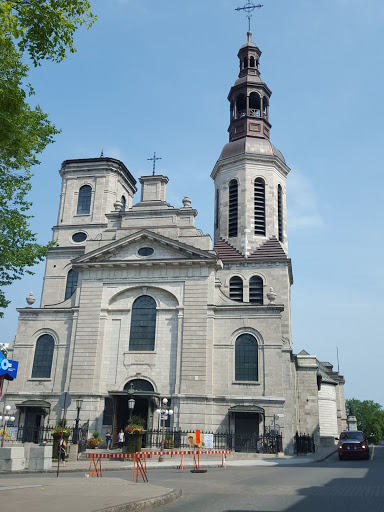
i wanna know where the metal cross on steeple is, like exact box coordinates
[235,1,263,32]
[147,152,162,176]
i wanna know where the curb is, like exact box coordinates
[93,489,182,512]
[315,450,338,463]
[0,463,225,475]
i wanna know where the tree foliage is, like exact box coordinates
[346,399,384,444]
[0,1,96,316]
[0,0,96,65]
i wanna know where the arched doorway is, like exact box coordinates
[110,379,159,436]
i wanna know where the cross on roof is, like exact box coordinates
[147,152,162,176]
[235,1,263,32]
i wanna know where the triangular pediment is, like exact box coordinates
[72,230,217,266]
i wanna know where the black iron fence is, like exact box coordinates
[7,425,283,454]
[294,432,316,454]
[16,425,58,444]
[10,422,89,454]
[142,429,283,454]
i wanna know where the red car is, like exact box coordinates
[337,430,370,460]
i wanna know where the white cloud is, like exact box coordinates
[287,169,323,230]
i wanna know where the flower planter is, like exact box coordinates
[126,434,143,454]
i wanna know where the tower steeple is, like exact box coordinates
[228,31,272,142]
[211,32,290,257]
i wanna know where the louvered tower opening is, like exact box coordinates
[228,180,238,237]
[278,184,283,242]
[254,178,266,236]
[229,276,243,302]
[215,189,219,230]
[249,276,263,305]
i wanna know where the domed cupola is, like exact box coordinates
[228,31,272,142]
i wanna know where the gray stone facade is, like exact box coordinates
[4,32,346,453]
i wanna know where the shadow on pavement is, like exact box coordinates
[221,446,384,512]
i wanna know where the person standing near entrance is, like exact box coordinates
[58,438,67,467]
[106,429,112,450]
[118,429,124,450]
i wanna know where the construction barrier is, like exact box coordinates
[86,450,231,481]
[87,453,102,477]
[133,452,149,482]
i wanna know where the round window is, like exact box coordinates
[138,247,154,257]
[72,232,87,243]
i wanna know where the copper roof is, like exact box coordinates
[248,236,287,261]
[214,238,244,262]
[214,236,287,263]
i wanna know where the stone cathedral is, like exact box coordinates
[6,32,346,453]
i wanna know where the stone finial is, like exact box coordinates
[267,287,277,304]
[114,200,122,212]
[26,292,36,308]
[182,196,192,208]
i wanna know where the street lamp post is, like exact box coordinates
[156,398,173,462]
[0,404,15,447]
[73,398,83,444]
[127,382,135,425]
[128,398,135,424]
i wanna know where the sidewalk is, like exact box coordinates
[0,475,181,512]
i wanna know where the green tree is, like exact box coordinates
[0,0,96,65]
[346,399,384,444]
[0,1,96,316]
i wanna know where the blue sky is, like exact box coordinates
[2,0,384,405]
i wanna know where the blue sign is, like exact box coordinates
[0,351,18,379]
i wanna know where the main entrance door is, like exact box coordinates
[110,379,159,445]
[115,396,151,430]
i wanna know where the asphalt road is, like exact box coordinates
[1,447,383,511]
[147,445,384,512]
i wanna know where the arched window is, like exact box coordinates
[249,276,263,305]
[243,56,248,69]
[250,56,255,68]
[65,269,78,300]
[215,189,220,230]
[77,185,92,215]
[228,180,238,237]
[263,96,269,119]
[236,94,246,118]
[124,379,154,392]
[254,178,266,236]
[249,92,261,117]
[229,276,243,302]
[278,185,283,242]
[121,195,126,211]
[235,333,258,381]
[129,296,156,351]
[31,334,55,378]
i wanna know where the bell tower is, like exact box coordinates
[211,31,290,257]
[228,31,272,142]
